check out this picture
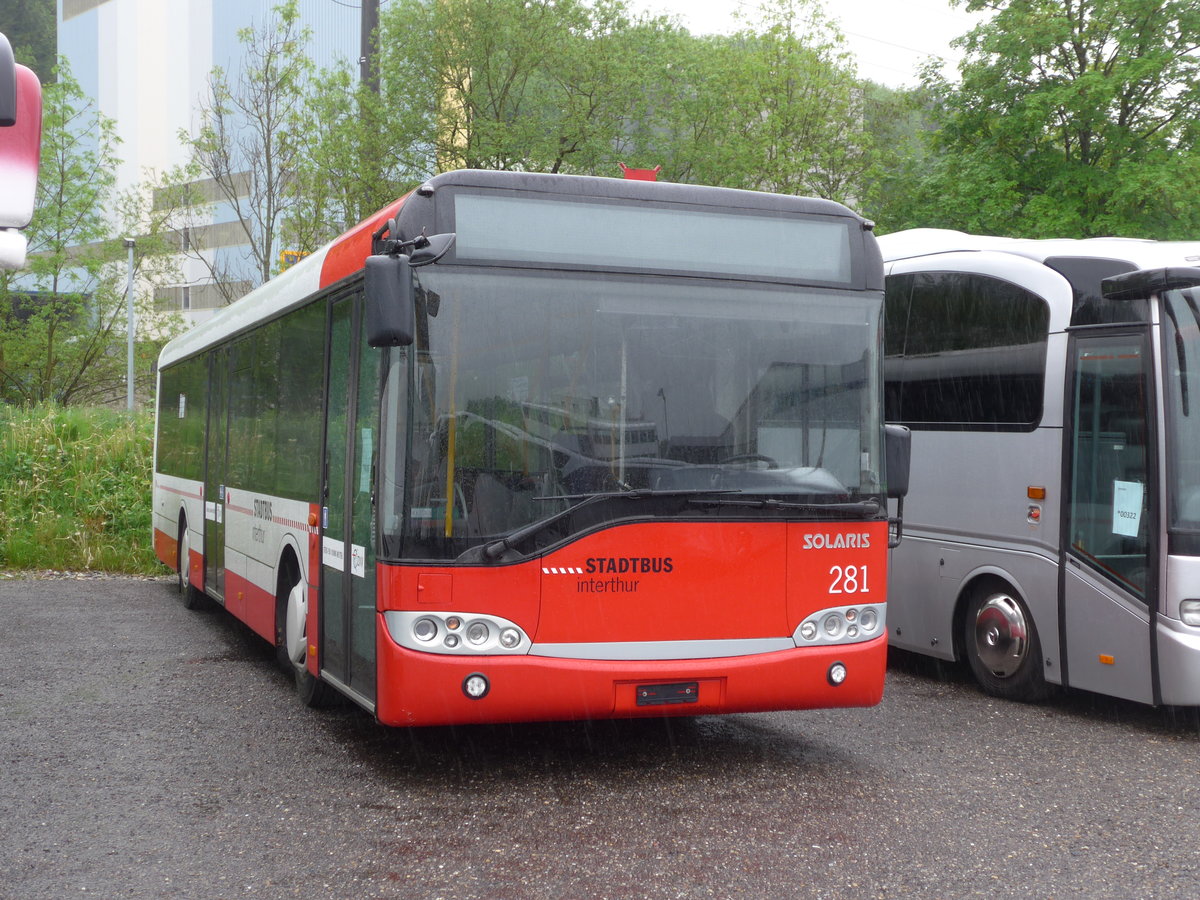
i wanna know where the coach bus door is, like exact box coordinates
[1061,331,1157,704]
[203,346,230,603]
[320,294,380,704]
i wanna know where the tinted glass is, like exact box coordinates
[1044,256,1143,326]
[1067,335,1150,600]
[212,303,326,501]
[885,272,1049,430]
[1163,288,1200,549]
[275,301,326,499]
[156,355,208,481]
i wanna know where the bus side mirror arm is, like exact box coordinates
[365,254,415,347]
[885,424,911,548]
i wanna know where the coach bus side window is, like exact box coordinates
[884,272,1049,431]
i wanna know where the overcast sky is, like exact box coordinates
[622,0,988,88]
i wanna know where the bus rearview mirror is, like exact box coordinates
[365,254,415,347]
[885,424,911,499]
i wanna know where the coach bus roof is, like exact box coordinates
[877,228,1200,271]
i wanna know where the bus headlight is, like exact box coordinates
[793,603,886,647]
[413,617,438,642]
[385,611,530,656]
[1181,600,1200,626]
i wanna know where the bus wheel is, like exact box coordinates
[278,564,336,708]
[177,519,205,610]
[963,585,1049,702]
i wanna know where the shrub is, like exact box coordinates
[0,405,161,573]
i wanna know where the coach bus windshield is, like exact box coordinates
[1163,287,1200,544]
[379,267,883,561]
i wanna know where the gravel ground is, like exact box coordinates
[2,575,1199,899]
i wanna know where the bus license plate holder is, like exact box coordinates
[635,681,699,706]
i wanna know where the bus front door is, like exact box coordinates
[320,294,380,706]
[1062,331,1157,704]
[203,347,229,603]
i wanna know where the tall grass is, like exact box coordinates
[0,405,161,573]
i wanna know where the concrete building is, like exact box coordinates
[58,0,363,322]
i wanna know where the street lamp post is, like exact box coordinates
[125,238,135,411]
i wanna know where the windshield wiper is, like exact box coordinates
[686,497,882,517]
[479,488,740,561]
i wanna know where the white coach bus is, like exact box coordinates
[880,228,1200,706]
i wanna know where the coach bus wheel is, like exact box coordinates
[963,585,1049,702]
[278,563,336,708]
[177,518,205,610]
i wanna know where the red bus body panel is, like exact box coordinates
[318,198,405,289]
[375,520,887,726]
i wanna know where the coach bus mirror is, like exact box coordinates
[884,424,911,499]
[1,34,16,126]
[409,232,455,267]
[365,254,415,347]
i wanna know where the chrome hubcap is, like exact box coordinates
[973,593,1028,678]
[285,579,308,666]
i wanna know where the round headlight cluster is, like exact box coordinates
[385,611,530,656]
[793,604,886,648]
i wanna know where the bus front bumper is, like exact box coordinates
[373,631,887,727]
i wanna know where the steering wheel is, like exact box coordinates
[719,453,779,469]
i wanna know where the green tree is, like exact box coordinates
[0,65,181,406]
[287,67,424,251]
[177,0,312,295]
[377,0,676,177]
[644,0,867,203]
[371,0,871,207]
[1,0,56,82]
[919,0,1200,238]
[858,82,943,232]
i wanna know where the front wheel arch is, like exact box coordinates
[274,549,337,708]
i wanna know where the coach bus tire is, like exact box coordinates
[177,518,205,611]
[276,559,337,709]
[963,583,1049,703]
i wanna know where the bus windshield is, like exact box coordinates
[380,266,883,561]
[1163,287,1200,538]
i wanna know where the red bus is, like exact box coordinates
[153,170,908,726]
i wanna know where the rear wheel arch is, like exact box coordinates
[177,511,205,610]
[957,574,1050,702]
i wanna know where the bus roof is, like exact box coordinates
[159,171,874,370]
[877,228,1200,271]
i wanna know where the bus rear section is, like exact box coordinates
[154,170,903,727]
[880,228,1200,708]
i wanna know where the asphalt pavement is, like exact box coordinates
[1,575,1198,899]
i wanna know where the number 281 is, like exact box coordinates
[829,565,869,594]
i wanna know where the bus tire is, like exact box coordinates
[177,517,205,610]
[276,555,337,709]
[962,583,1049,702]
